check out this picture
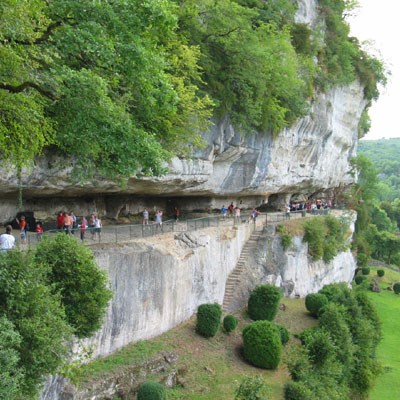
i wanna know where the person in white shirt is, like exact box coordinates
[0,225,15,251]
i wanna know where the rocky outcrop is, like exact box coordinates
[0,79,365,224]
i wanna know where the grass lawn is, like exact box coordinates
[74,297,316,400]
[366,267,400,400]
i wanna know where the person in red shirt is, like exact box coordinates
[15,215,27,244]
[57,212,64,230]
[35,223,43,241]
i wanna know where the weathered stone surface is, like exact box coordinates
[0,79,365,224]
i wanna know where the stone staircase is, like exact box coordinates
[222,227,264,311]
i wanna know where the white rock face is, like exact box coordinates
[0,81,365,224]
[83,224,252,358]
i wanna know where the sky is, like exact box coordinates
[348,0,400,140]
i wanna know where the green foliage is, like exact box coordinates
[305,293,328,317]
[357,252,369,268]
[362,266,370,275]
[377,269,385,277]
[247,284,282,321]
[0,316,24,400]
[393,282,400,295]
[223,314,238,333]
[242,320,282,369]
[0,250,72,398]
[317,0,386,99]
[283,382,313,400]
[303,216,349,262]
[281,232,293,251]
[286,283,383,399]
[273,322,290,345]
[234,375,269,400]
[34,234,112,338]
[355,275,367,285]
[0,0,212,179]
[196,303,222,338]
[137,381,166,400]
[177,0,310,135]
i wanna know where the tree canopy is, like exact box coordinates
[0,0,386,179]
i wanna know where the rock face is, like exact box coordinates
[76,219,355,360]
[41,218,356,400]
[0,78,365,224]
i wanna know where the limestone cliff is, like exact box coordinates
[0,79,365,224]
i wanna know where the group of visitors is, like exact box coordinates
[142,208,165,227]
[221,203,260,223]
[57,212,102,241]
[285,199,332,219]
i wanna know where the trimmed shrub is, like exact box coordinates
[137,381,166,400]
[361,267,370,275]
[234,375,268,400]
[318,283,351,303]
[305,293,328,317]
[274,322,290,345]
[284,381,313,400]
[223,315,238,333]
[377,269,385,277]
[196,303,222,338]
[242,320,282,369]
[248,284,282,321]
[355,275,367,285]
[393,282,400,294]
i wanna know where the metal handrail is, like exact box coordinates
[13,211,264,249]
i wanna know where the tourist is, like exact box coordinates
[228,202,234,217]
[285,205,291,220]
[80,216,87,242]
[63,212,72,234]
[15,215,27,244]
[234,206,241,222]
[0,225,15,251]
[155,209,163,229]
[143,208,149,225]
[35,223,43,241]
[251,208,259,224]
[70,211,77,234]
[221,205,227,219]
[56,212,64,230]
[92,215,102,241]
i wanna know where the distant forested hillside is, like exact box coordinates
[358,139,400,201]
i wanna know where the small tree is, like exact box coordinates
[235,375,269,400]
[377,269,385,277]
[223,315,238,333]
[393,282,400,294]
[137,381,166,400]
[305,293,328,317]
[361,266,370,275]
[248,285,282,321]
[196,303,222,338]
[284,382,313,400]
[34,234,112,338]
[242,321,282,369]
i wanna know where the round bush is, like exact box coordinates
[274,322,290,345]
[137,381,166,400]
[248,284,282,321]
[393,282,400,294]
[223,315,238,333]
[355,275,367,285]
[196,303,222,338]
[242,320,282,369]
[377,269,385,277]
[305,293,328,317]
[361,267,370,275]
